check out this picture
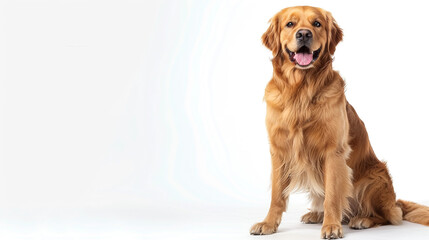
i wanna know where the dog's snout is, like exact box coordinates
[296,29,313,42]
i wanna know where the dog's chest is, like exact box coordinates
[268,103,327,195]
[265,80,335,155]
[267,97,328,159]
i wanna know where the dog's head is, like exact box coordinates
[262,6,342,70]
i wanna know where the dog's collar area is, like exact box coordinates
[286,46,321,68]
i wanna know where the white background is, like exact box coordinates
[1,0,429,239]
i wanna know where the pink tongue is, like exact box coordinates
[294,53,313,66]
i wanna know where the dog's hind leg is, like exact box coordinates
[350,164,403,230]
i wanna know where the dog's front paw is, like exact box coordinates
[321,224,343,239]
[250,221,278,235]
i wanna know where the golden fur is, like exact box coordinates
[250,6,429,239]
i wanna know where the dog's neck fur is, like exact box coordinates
[266,51,344,111]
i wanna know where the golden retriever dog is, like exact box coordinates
[250,6,429,239]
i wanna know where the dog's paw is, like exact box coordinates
[321,224,343,239]
[301,211,324,224]
[348,217,374,230]
[250,222,278,235]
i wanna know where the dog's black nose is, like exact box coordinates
[296,29,312,42]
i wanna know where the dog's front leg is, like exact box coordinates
[321,151,352,239]
[250,149,289,235]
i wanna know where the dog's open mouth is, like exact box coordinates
[286,46,321,67]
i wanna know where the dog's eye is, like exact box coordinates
[313,21,321,27]
[286,22,294,28]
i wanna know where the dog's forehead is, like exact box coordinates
[279,6,325,22]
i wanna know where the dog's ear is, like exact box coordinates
[325,11,343,55]
[262,15,281,56]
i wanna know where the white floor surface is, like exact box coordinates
[1,201,428,240]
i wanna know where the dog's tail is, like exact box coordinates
[397,199,429,226]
